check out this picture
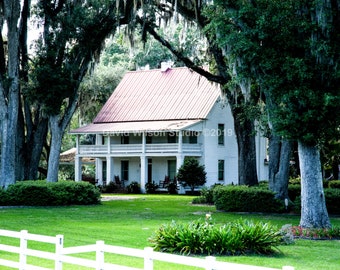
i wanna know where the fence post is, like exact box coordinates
[19,230,28,270]
[55,234,64,270]
[144,247,154,270]
[205,256,216,270]
[96,241,105,270]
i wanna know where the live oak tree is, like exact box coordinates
[0,0,21,188]
[27,0,137,182]
[206,0,339,228]
[202,0,294,199]
[136,0,260,186]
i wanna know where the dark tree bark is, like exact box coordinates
[0,0,21,188]
[233,107,258,186]
[268,135,292,199]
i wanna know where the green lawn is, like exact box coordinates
[0,194,339,269]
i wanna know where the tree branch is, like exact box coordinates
[138,17,227,85]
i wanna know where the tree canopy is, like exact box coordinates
[205,0,340,145]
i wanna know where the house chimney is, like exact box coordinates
[161,61,173,72]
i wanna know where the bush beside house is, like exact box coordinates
[211,185,285,213]
[176,158,207,194]
[194,181,340,215]
[0,180,101,206]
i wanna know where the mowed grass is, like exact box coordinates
[0,194,339,269]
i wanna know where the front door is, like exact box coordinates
[121,160,129,181]
[148,158,152,183]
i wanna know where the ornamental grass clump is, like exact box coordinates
[149,218,283,256]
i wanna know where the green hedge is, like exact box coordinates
[212,185,285,213]
[0,180,101,206]
[293,188,340,215]
[328,180,340,189]
[288,184,301,202]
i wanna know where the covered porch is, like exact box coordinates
[72,121,204,193]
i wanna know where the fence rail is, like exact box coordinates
[0,229,294,270]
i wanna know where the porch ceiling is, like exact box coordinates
[70,119,203,134]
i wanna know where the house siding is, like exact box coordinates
[200,100,239,186]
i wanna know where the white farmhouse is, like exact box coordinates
[70,66,268,192]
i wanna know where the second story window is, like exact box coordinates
[218,124,225,145]
[146,133,153,144]
[121,134,129,144]
[189,132,198,144]
[167,132,177,143]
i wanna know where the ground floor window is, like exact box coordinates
[168,160,177,180]
[121,160,129,181]
[218,159,224,181]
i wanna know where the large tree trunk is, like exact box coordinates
[25,119,49,179]
[46,115,64,182]
[298,141,331,228]
[268,134,292,199]
[17,115,49,180]
[233,108,258,186]
[0,0,21,188]
[15,0,49,181]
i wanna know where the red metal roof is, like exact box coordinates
[93,67,220,123]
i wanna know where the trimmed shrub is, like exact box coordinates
[145,181,159,194]
[288,184,301,202]
[6,181,54,206]
[149,219,283,255]
[212,185,284,213]
[177,158,206,193]
[293,188,340,215]
[101,181,120,193]
[4,180,101,206]
[325,189,340,215]
[328,180,340,189]
[192,185,221,205]
[167,182,178,194]
[0,188,10,206]
[126,181,141,194]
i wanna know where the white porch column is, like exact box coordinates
[107,136,111,154]
[177,131,184,170]
[76,135,80,154]
[140,155,147,193]
[142,132,146,153]
[106,156,114,184]
[178,131,183,153]
[74,156,82,182]
[96,158,103,185]
[176,155,184,171]
[96,134,103,145]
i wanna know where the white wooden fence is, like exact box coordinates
[0,229,294,270]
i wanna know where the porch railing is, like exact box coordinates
[78,143,202,156]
